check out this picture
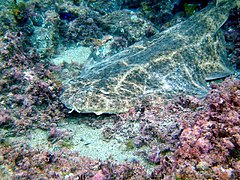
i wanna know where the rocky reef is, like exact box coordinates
[0,0,239,179]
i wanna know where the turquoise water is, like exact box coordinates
[0,0,239,179]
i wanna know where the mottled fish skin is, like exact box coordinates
[205,72,233,81]
[60,1,236,115]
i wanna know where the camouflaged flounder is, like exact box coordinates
[60,2,235,115]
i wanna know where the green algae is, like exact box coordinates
[125,139,135,151]
[183,3,199,16]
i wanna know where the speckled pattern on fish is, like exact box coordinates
[60,1,235,115]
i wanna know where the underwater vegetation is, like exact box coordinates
[183,2,201,16]
[170,78,240,179]
[116,78,240,179]
[0,0,239,179]
[0,78,239,179]
[11,1,29,25]
[0,32,65,135]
